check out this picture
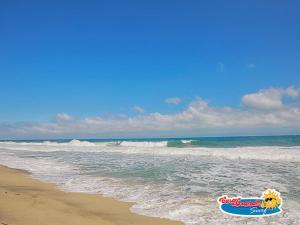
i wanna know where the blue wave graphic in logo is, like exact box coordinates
[218,189,282,217]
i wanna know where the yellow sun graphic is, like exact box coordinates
[260,190,282,209]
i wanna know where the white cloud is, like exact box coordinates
[242,87,300,110]
[165,97,181,105]
[56,113,72,122]
[132,106,145,113]
[286,86,300,97]
[1,86,300,139]
[242,88,284,110]
[247,63,256,68]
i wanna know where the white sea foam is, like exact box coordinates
[118,141,168,147]
[181,140,193,144]
[0,145,299,225]
[1,139,97,146]
[1,141,299,162]
[0,140,168,148]
[0,151,78,184]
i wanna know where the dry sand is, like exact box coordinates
[0,165,182,225]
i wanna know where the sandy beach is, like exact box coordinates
[0,165,182,225]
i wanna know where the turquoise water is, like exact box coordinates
[6,134,300,147]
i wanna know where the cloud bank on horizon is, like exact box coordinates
[1,86,300,139]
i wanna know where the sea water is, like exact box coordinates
[0,135,299,224]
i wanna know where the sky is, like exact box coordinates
[0,1,300,139]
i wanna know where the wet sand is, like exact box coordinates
[0,165,182,225]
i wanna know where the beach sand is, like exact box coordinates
[0,165,182,225]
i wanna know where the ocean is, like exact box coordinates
[0,135,299,224]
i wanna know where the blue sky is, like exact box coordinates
[1,1,300,138]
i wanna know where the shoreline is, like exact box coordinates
[0,165,183,225]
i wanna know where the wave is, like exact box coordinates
[2,135,300,149]
[181,140,193,144]
[0,141,300,162]
[67,139,96,146]
[118,141,168,147]
[0,140,169,148]
[0,145,299,225]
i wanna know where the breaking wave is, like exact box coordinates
[0,140,300,162]
[118,141,168,147]
[0,136,300,224]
